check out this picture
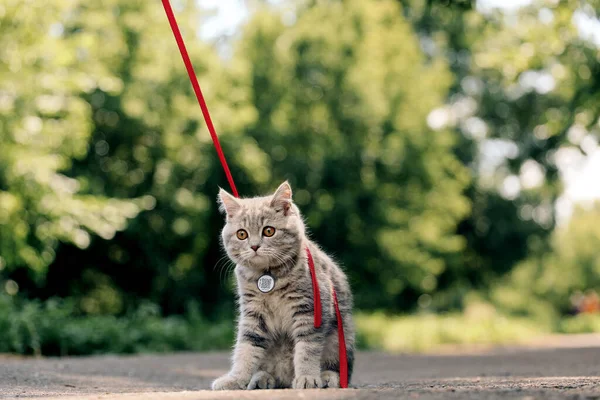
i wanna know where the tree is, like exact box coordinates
[390,0,600,304]
[1,0,239,317]
[0,1,143,286]
[455,0,600,292]
[228,0,470,310]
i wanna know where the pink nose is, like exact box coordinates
[251,245,260,252]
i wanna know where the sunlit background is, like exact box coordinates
[201,0,600,224]
[2,0,600,356]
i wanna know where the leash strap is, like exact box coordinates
[161,0,239,198]
[305,247,322,328]
[306,246,348,388]
[333,288,349,388]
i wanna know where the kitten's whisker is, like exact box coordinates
[268,250,291,270]
[215,254,236,284]
[214,254,230,271]
[222,261,236,286]
[215,256,227,282]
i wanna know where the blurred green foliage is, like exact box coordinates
[492,205,600,322]
[1,0,234,317]
[0,294,233,356]
[1,0,600,355]
[356,309,548,352]
[0,1,145,281]
[355,308,600,353]
[398,0,600,309]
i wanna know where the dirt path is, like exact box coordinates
[2,339,600,399]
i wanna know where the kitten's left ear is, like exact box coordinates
[270,181,292,215]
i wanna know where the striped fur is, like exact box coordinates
[212,182,355,390]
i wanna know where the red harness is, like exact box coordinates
[306,247,348,388]
[162,0,349,388]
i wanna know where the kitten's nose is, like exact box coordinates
[251,245,260,252]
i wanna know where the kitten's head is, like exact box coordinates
[218,181,305,270]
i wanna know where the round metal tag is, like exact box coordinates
[257,274,275,293]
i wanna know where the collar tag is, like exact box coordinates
[257,274,275,293]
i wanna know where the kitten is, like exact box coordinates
[212,181,355,390]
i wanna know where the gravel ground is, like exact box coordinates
[1,337,600,399]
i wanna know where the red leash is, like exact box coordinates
[305,247,322,328]
[161,0,347,388]
[332,289,349,388]
[161,0,238,198]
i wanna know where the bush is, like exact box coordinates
[559,314,600,334]
[490,205,600,322]
[0,295,233,356]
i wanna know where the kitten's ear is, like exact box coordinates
[270,181,292,215]
[218,188,241,217]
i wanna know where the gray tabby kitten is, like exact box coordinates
[212,181,355,390]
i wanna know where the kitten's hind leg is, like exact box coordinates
[321,370,339,388]
[247,371,276,390]
[319,324,349,388]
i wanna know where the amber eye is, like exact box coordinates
[262,226,276,237]
[236,229,248,240]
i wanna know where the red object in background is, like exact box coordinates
[580,292,600,314]
[571,290,600,315]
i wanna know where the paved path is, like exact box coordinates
[2,339,600,399]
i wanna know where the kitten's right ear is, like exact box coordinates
[218,188,241,217]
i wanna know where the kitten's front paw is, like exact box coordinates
[321,370,340,388]
[247,371,276,390]
[211,374,247,390]
[292,375,323,389]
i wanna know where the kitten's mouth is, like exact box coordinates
[246,251,265,260]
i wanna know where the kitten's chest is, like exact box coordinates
[242,284,301,334]
[264,295,295,333]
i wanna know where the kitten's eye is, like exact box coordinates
[262,226,276,237]
[236,229,248,240]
